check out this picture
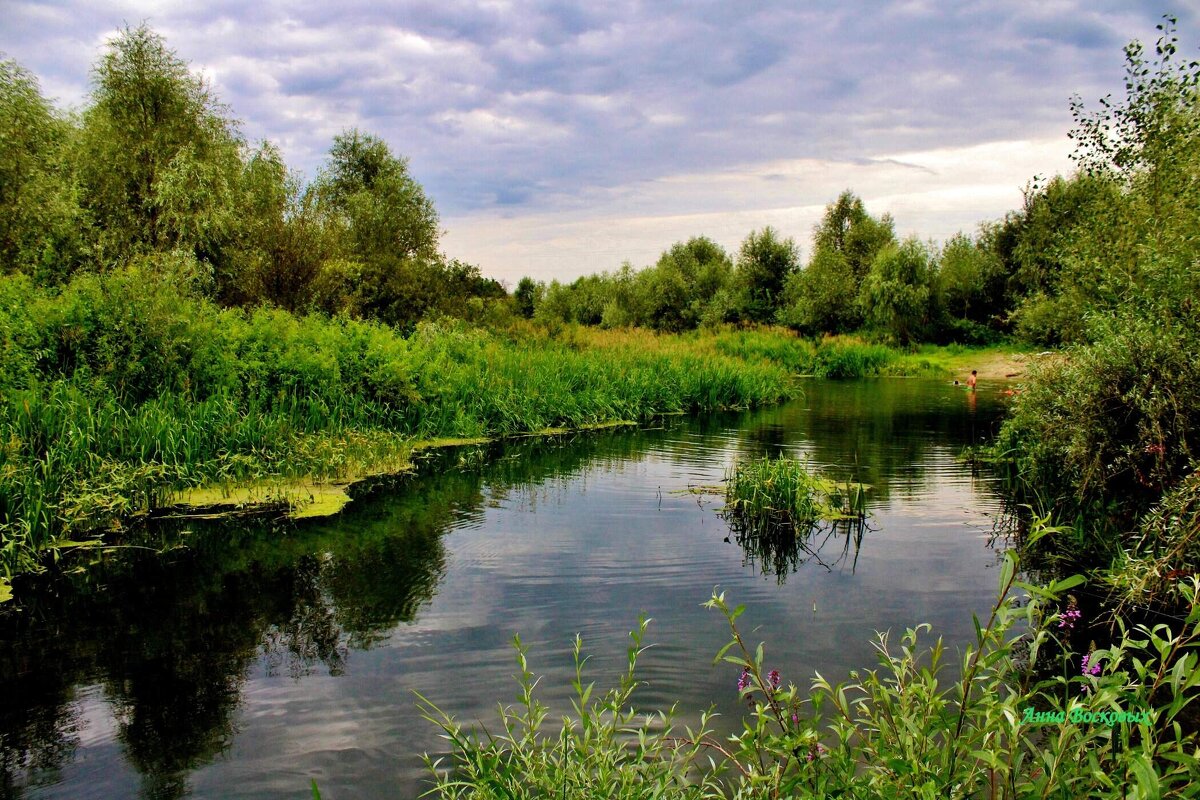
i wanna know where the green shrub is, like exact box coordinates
[993,313,1200,569]
[810,337,895,378]
[417,545,1200,799]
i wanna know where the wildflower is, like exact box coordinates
[791,712,799,725]
[768,669,781,690]
[806,743,827,762]
[1058,607,1081,631]
[737,668,751,692]
[1081,653,1101,677]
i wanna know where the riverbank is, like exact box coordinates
[0,269,1023,602]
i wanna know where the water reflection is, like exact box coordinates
[728,517,871,582]
[0,380,1010,799]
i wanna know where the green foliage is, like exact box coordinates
[419,550,1200,799]
[724,456,867,531]
[1010,292,1086,347]
[994,314,1200,565]
[77,25,244,271]
[860,237,934,345]
[314,129,439,267]
[532,239,737,333]
[812,190,896,281]
[935,232,1004,324]
[1109,468,1200,605]
[0,30,504,330]
[1070,16,1200,188]
[992,20,1200,593]
[735,227,799,324]
[777,247,859,334]
[778,191,895,335]
[513,276,541,319]
[0,57,82,280]
[809,337,896,378]
[419,618,723,799]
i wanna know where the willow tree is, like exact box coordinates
[735,227,798,324]
[0,58,81,280]
[76,25,244,272]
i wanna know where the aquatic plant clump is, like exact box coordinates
[724,455,867,531]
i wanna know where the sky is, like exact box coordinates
[3,2,1197,285]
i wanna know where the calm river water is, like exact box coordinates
[1,379,1011,799]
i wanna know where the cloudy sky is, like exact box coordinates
[3,2,1195,284]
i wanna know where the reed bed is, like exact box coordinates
[0,271,796,586]
[724,455,867,535]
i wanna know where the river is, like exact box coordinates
[0,378,1010,799]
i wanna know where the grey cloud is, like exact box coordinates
[0,0,1192,222]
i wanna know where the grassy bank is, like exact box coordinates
[0,269,798,594]
[0,269,1020,598]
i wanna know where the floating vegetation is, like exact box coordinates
[723,456,870,580]
[725,456,868,524]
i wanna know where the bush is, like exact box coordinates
[810,337,895,378]
[993,313,1200,566]
[416,548,1200,799]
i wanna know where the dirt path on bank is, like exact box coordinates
[942,348,1043,381]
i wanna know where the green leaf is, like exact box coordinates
[1050,574,1086,593]
[999,551,1015,591]
[713,640,736,665]
[1129,753,1160,796]
[0,579,11,604]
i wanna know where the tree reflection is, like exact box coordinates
[0,424,670,797]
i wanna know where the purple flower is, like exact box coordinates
[768,669,781,690]
[737,668,751,692]
[791,712,799,725]
[1058,608,1082,631]
[1081,653,1101,676]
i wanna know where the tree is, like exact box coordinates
[859,238,933,345]
[0,57,82,279]
[77,25,244,269]
[308,129,450,330]
[314,129,439,265]
[777,191,894,335]
[231,142,338,311]
[1064,15,1200,321]
[648,237,733,330]
[735,227,798,323]
[778,247,860,334]
[812,190,895,280]
[514,276,542,319]
[935,232,1002,322]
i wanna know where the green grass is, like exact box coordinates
[0,271,797,589]
[724,455,867,529]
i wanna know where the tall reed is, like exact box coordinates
[0,272,797,586]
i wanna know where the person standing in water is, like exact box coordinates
[966,370,977,391]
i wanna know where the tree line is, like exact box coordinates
[514,169,1167,347]
[0,25,503,332]
[2,23,1189,352]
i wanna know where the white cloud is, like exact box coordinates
[442,137,1075,283]
[0,1,1190,281]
